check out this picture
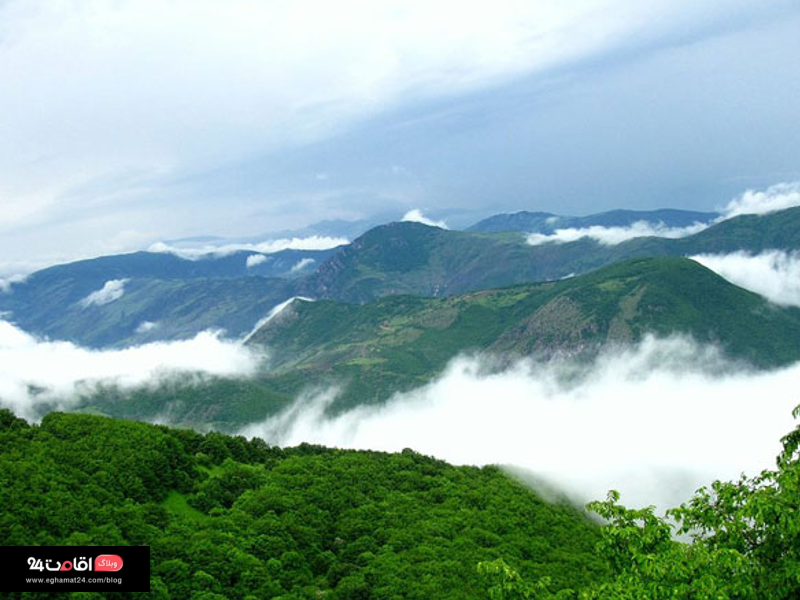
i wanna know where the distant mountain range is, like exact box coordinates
[2,206,799,348]
[466,208,719,233]
[74,256,800,428]
[0,248,337,347]
[297,207,800,302]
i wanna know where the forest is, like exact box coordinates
[1,407,798,599]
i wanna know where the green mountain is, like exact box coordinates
[0,248,340,346]
[3,207,799,347]
[467,208,719,233]
[77,257,800,429]
[2,276,294,347]
[0,410,604,598]
[300,207,800,302]
[252,257,800,409]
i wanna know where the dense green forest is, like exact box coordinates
[480,407,800,600]
[0,410,604,599]
[1,408,798,599]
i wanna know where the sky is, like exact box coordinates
[1,0,799,275]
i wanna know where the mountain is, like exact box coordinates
[12,247,337,282]
[0,410,604,597]
[76,257,800,428]
[298,222,555,302]
[0,249,334,347]
[467,208,719,233]
[300,207,800,302]
[167,216,387,248]
[4,207,799,348]
[250,257,800,411]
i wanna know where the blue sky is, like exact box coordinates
[1,0,799,274]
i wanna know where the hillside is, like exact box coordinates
[0,410,604,598]
[75,257,800,429]
[250,257,800,412]
[1,276,294,347]
[3,207,800,347]
[298,222,560,302]
[16,247,337,283]
[301,207,800,302]
[0,248,335,346]
[467,208,719,233]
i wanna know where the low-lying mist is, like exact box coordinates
[241,335,800,511]
[0,320,264,419]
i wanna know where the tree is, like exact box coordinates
[585,406,800,599]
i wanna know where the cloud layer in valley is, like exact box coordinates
[241,336,799,511]
[692,251,800,307]
[0,320,264,420]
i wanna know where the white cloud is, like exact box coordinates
[721,181,800,218]
[241,336,799,511]
[0,0,746,231]
[78,279,130,308]
[0,274,26,294]
[148,236,348,260]
[290,258,316,273]
[245,254,269,268]
[401,209,449,229]
[520,180,800,249]
[0,320,263,419]
[691,251,800,307]
[527,220,708,246]
[135,321,159,334]
[242,296,315,343]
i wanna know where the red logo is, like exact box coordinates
[94,555,123,572]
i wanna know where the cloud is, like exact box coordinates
[135,321,159,334]
[402,209,449,229]
[5,1,762,240]
[0,320,264,420]
[0,274,26,294]
[148,236,348,260]
[0,2,793,272]
[241,336,799,511]
[79,279,130,308]
[245,254,269,268]
[721,181,800,218]
[527,221,708,246]
[290,258,316,273]
[242,296,315,343]
[691,251,800,307]
[524,181,800,248]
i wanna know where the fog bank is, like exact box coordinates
[242,336,798,510]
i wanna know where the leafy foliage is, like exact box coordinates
[480,408,800,599]
[0,410,603,599]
